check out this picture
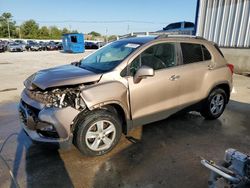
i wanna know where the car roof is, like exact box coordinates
[118,36,156,44]
[118,35,212,46]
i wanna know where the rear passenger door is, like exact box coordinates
[177,42,212,108]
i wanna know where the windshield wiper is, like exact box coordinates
[79,63,103,73]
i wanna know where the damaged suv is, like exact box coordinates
[19,36,233,156]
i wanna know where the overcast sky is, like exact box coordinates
[0,0,198,35]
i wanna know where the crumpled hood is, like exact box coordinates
[24,64,102,90]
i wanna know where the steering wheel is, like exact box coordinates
[153,56,166,70]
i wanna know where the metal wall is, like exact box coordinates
[196,0,250,48]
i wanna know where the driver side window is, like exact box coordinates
[129,43,176,76]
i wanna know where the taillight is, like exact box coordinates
[227,64,234,74]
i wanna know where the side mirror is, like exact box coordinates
[134,65,154,83]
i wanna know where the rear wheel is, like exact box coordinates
[74,110,122,156]
[201,88,227,120]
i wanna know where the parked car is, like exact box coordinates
[26,40,36,51]
[158,21,195,35]
[46,42,58,50]
[19,36,233,156]
[15,40,27,51]
[55,42,63,50]
[96,42,106,48]
[85,41,98,49]
[0,40,9,52]
[38,41,47,51]
[30,42,42,51]
[0,40,6,52]
[8,42,24,52]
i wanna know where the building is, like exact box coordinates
[195,0,250,48]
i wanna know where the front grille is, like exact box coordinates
[37,129,59,139]
[19,106,28,125]
[21,100,40,117]
[20,100,60,139]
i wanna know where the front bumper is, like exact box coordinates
[30,47,39,51]
[19,91,79,144]
[9,48,22,52]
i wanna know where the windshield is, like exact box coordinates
[80,40,141,73]
[10,43,19,46]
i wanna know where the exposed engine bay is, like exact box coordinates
[25,85,87,110]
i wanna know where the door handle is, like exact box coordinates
[169,75,180,81]
[208,64,215,70]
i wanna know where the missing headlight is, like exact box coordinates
[26,85,86,110]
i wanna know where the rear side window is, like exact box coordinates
[165,23,181,30]
[181,43,203,64]
[184,22,194,28]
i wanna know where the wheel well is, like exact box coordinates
[71,104,128,134]
[214,83,230,103]
[101,104,127,134]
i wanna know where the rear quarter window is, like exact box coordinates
[181,43,203,64]
[201,45,212,61]
[184,22,194,28]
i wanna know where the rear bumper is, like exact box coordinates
[19,91,80,144]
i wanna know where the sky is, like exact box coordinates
[0,0,198,35]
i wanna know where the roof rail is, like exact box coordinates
[117,32,206,40]
[156,34,206,40]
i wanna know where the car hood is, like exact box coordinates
[24,64,102,90]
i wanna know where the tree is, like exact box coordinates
[0,12,80,39]
[108,35,117,41]
[21,20,39,39]
[0,12,17,38]
[62,27,70,34]
[49,26,62,39]
[38,26,50,39]
[88,31,101,37]
[71,30,78,33]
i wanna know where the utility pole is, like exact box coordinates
[17,27,21,39]
[105,28,108,43]
[127,24,130,34]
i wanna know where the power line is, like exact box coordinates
[15,19,167,25]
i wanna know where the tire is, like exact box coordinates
[74,109,122,156]
[201,88,227,120]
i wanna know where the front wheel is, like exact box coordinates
[74,110,122,156]
[201,88,227,120]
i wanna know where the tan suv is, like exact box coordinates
[19,36,233,156]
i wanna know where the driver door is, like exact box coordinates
[127,42,182,126]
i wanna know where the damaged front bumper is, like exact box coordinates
[19,90,79,144]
